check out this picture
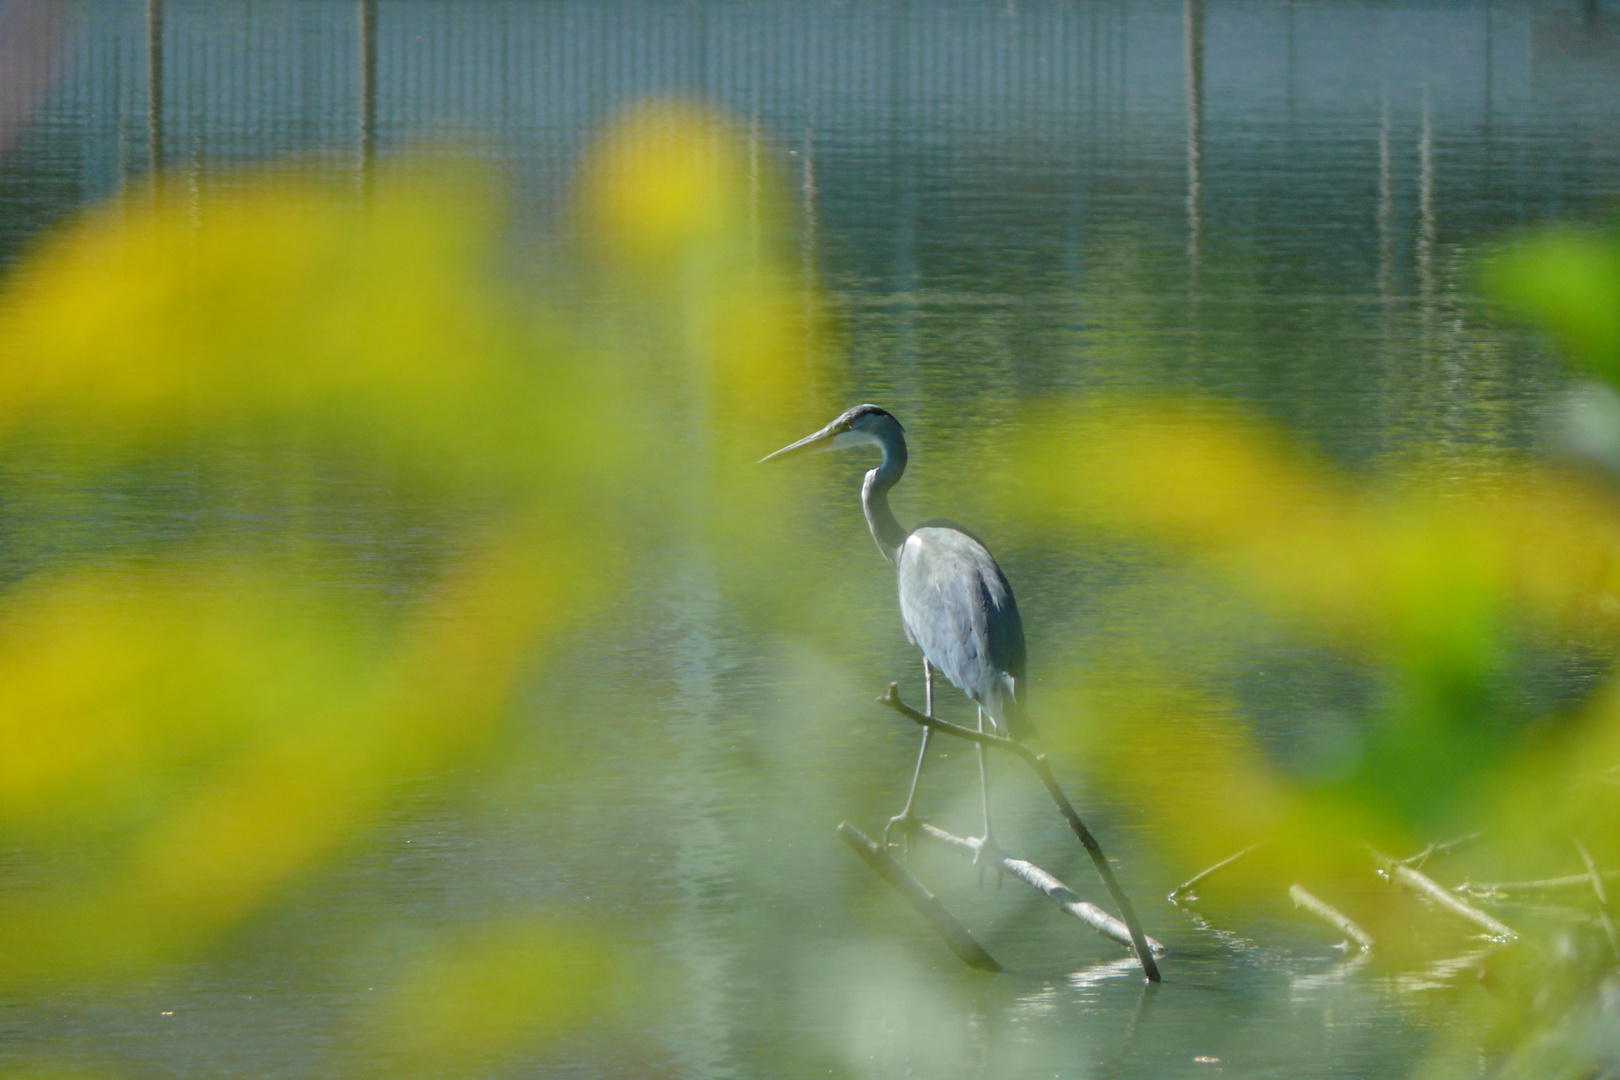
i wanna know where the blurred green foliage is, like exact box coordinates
[1483,223,1620,384]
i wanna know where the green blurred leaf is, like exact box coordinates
[1483,226,1620,381]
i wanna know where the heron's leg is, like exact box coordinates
[882,659,935,852]
[974,705,1004,887]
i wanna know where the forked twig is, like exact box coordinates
[878,684,1162,983]
[914,820,1170,957]
[837,822,1001,972]
[1399,831,1482,870]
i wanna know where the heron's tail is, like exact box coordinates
[994,673,1037,742]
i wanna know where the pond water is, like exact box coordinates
[3,2,1620,1077]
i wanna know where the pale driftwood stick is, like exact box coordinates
[878,684,1162,983]
[1289,884,1375,952]
[1474,902,1606,925]
[1168,841,1268,903]
[1368,847,1519,941]
[1574,838,1619,961]
[914,820,1170,957]
[1575,839,1612,906]
[1457,870,1620,898]
[837,822,1002,973]
[1399,831,1482,870]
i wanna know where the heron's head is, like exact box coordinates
[758,404,905,463]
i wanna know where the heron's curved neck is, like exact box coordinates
[862,434,909,567]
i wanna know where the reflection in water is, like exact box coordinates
[1065,954,1151,990]
[1417,87,1436,372]
[1183,0,1203,283]
[662,555,743,1080]
[146,0,161,182]
[0,0,63,156]
[1377,96,1394,311]
[1288,950,1374,999]
[801,123,817,338]
[358,0,376,186]
[1382,948,1500,995]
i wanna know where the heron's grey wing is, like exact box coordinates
[897,524,1032,739]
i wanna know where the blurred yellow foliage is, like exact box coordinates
[361,916,634,1076]
[577,101,825,446]
[1020,399,1620,643]
[0,166,617,500]
[0,514,578,990]
[0,95,812,1066]
[580,100,755,275]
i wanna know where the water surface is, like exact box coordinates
[3,2,1620,1077]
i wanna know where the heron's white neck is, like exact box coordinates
[860,429,909,567]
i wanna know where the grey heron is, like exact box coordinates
[761,404,1032,853]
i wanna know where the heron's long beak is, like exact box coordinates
[759,420,845,463]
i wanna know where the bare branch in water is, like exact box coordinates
[878,684,1162,983]
[913,820,1170,957]
[836,822,1001,972]
[1456,871,1620,900]
[1169,841,1269,903]
[1289,884,1375,952]
[1368,847,1519,941]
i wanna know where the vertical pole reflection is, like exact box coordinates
[1417,88,1435,369]
[891,3,919,386]
[1377,96,1393,309]
[1482,1,1494,198]
[359,0,377,193]
[1184,0,1204,290]
[146,0,163,188]
[801,122,816,348]
[1286,0,1295,121]
[1377,94,1396,449]
[0,0,63,161]
[747,113,760,268]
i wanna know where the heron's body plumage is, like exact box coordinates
[898,522,1032,741]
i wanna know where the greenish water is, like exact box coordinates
[2,2,1620,1077]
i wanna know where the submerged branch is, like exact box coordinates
[878,684,1162,982]
[1399,831,1483,870]
[915,821,1169,957]
[1574,838,1619,962]
[1289,884,1374,952]
[1169,841,1269,903]
[1457,870,1620,899]
[1369,847,1519,941]
[837,822,1002,972]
